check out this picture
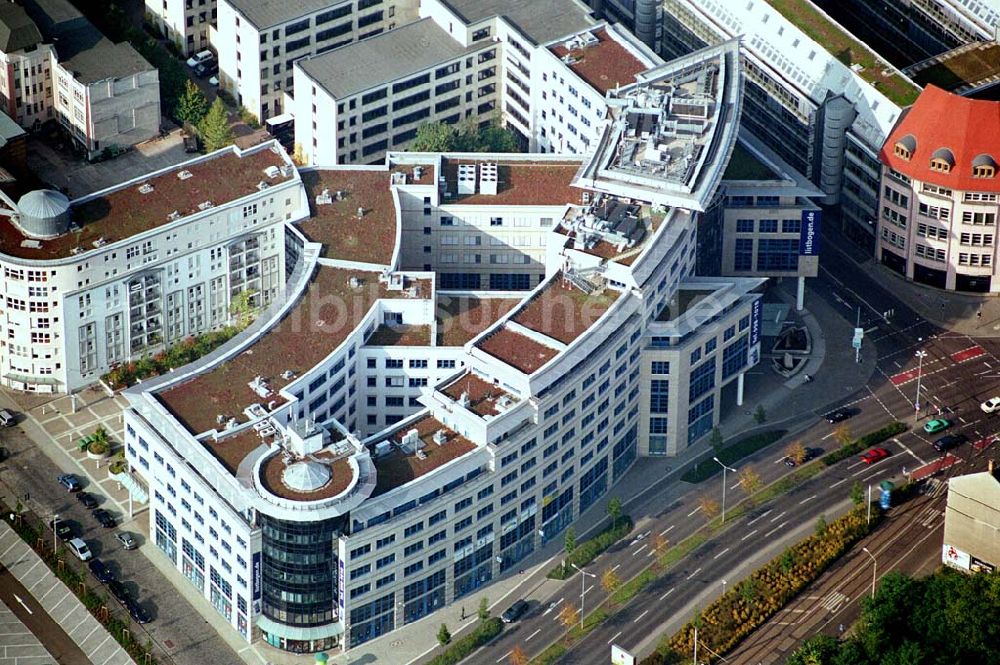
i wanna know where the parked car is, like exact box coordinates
[933,434,967,452]
[88,558,114,584]
[107,579,130,604]
[982,397,1000,413]
[501,600,528,623]
[783,456,797,467]
[860,447,891,465]
[125,597,151,624]
[115,532,137,550]
[193,61,218,77]
[923,418,951,433]
[76,492,98,509]
[185,49,214,69]
[824,409,853,423]
[48,519,74,541]
[93,509,116,529]
[0,409,16,426]
[66,537,92,561]
[57,474,81,492]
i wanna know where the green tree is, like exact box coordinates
[814,514,827,536]
[199,97,235,152]
[753,404,767,424]
[436,623,451,646]
[850,481,865,506]
[564,526,576,555]
[606,496,623,530]
[229,289,258,328]
[175,80,208,126]
[477,596,490,621]
[475,120,518,152]
[411,122,456,152]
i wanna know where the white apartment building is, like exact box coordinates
[121,42,760,655]
[0,141,303,393]
[215,0,419,121]
[877,85,1000,292]
[291,9,658,166]
[145,0,216,55]
[5,0,162,157]
[661,0,921,250]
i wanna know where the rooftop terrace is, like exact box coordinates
[549,29,650,95]
[441,373,516,418]
[0,146,292,260]
[365,324,432,347]
[511,274,617,344]
[435,295,522,346]
[158,267,399,435]
[260,449,355,501]
[298,169,399,265]
[372,416,476,496]
[201,427,270,476]
[441,159,584,207]
[764,0,920,106]
[476,327,559,374]
[907,42,1000,93]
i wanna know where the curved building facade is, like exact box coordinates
[877,85,1000,292]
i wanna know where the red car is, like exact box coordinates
[859,447,890,465]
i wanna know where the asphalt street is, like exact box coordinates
[470,228,1000,664]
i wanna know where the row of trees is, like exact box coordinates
[176,81,235,152]
[410,118,520,153]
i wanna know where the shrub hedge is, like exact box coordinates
[682,430,787,483]
[548,516,633,580]
[102,326,241,389]
[425,617,502,665]
[822,421,908,466]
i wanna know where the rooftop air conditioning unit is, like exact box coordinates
[315,188,333,205]
[402,428,420,447]
[198,201,213,210]
[264,166,280,178]
[432,429,447,445]
[167,210,181,221]
[177,170,193,180]
[458,391,470,408]
[138,183,154,194]
[375,440,393,457]
[256,181,270,191]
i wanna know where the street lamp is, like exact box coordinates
[51,513,59,552]
[861,547,877,599]
[913,349,928,422]
[712,457,738,524]
[570,563,596,629]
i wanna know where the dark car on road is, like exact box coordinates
[501,600,528,623]
[125,597,152,624]
[57,473,81,492]
[48,519,74,541]
[93,509,116,528]
[76,492,98,509]
[824,409,853,423]
[107,580,130,604]
[88,558,114,584]
[933,434,967,452]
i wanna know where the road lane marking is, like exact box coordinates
[12,595,31,614]
[747,509,772,526]
[893,437,927,465]
[612,564,621,572]
[765,521,789,538]
[659,587,676,601]
[741,529,758,542]
[713,547,731,560]
[686,567,702,580]
[831,477,850,488]
[770,510,787,523]
[632,544,647,556]
[608,631,622,645]
[799,494,817,505]
[660,525,675,537]
[543,597,563,616]
[687,505,702,517]
[634,609,650,623]
[526,629,541,642]
[730,481,741,490]
[821,431,835,440]
[497,652,511,663]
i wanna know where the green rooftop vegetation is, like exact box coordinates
[723,142,778,181]
[765,0,921,107]
[910,42,1000,91]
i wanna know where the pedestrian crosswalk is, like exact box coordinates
[820,591,848,612]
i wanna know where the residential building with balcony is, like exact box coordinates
[876,84,1000,292]
[121,41,762,656]
[215,0,419,121]
[0,140,302,393]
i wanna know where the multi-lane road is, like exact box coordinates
[469,230,1000,664]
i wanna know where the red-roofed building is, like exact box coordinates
[877,85,1000,292]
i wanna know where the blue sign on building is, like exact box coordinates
[252,552,262,601]
[799,209,822,256]
[749,298,762,347]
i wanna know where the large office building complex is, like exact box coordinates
[876,84,1000,292]
[122,42,762,654]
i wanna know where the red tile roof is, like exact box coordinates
[442,159,585,206]
[880,85,1000,192]
[511,274,617,344]
[476,327,559,374]
[549,29,650,95]
[0,147,291,260]
[298,169,398,264]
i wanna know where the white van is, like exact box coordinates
[0,409,15,427]
[186,49,214,69]
[67,537,92,561]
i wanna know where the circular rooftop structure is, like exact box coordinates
[282,460,332,493]
[17,189,70,238]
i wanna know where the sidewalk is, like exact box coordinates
[0,601,59,664]
[0,522,133,665]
